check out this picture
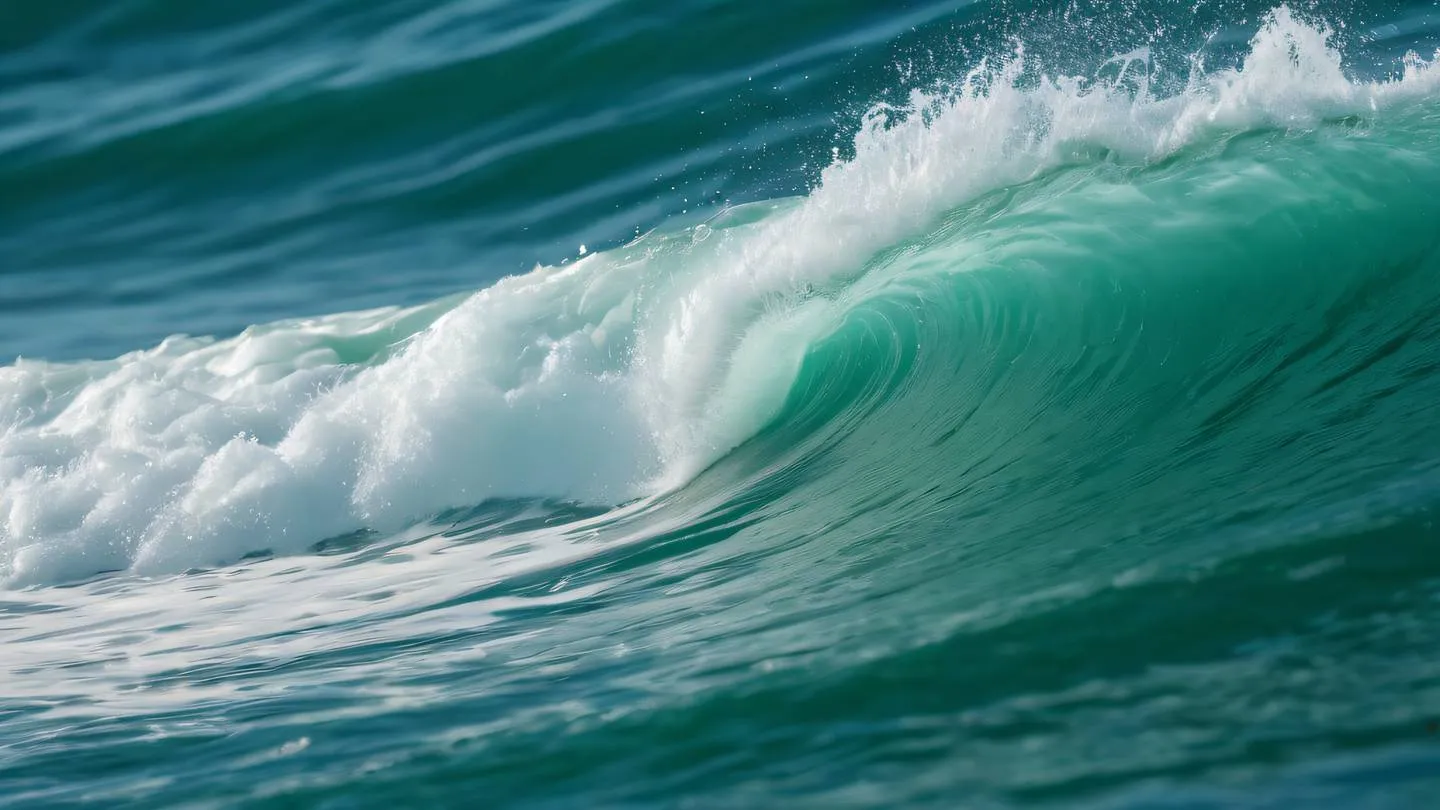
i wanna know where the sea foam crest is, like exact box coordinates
[3,8,1436,585]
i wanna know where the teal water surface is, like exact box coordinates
[5,1,1440,808]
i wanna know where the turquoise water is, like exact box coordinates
[6,1,1440,807]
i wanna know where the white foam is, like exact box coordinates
[3,8,1436,585]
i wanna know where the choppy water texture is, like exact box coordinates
[5,1,1440,807]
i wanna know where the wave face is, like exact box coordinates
[6,3,1440,808]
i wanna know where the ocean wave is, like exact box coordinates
[4,8,1440,586]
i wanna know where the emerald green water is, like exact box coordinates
[4,2,1440,807]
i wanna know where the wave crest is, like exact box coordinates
[4,7,1439,586]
